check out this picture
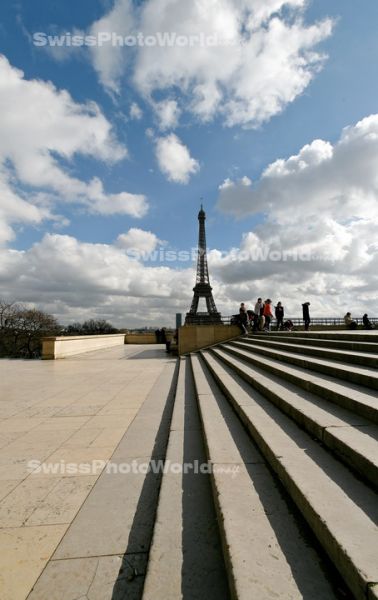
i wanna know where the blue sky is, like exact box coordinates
[0,1,377,325]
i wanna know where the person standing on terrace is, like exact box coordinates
[302,302,311,331]
[275,301,284,330]
[263,299,273,331]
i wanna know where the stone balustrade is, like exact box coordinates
[42,333,126,359]
[178,324,241,355]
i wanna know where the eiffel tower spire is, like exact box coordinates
[185,206,222,324]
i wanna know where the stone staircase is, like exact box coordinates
[27,332,378,600]
[143,331,378,600]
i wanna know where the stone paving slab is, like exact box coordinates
[0,345,174,600]
[0,479,22,502]
[52,361,177,560]
[0,524,68,600]
[29,555,120,600]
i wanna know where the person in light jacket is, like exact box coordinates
[344,312,357,330]
[263,299,273,331]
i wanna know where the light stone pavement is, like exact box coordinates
[0,344,175,600]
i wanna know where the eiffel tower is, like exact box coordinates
[185,205,222,325]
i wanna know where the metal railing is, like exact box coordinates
[185,315,378,328]
[281,317,378,327]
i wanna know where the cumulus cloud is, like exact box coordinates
[155,134,200,183]
[153,99,181,130]
[0,168,55,244]
[0,233,193,327]
[213,114,378,316]
[116,227,165,253]
[88,0,333,128]
[0,216,376,326]
[130,101,143,120]
[89,0,136,94]
[0,55,148,244]
[217,114,378,221]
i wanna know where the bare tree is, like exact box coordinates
[0,300,18,329]
[0,300,61,358]
[64,319,118,335]
[16,309,60,357]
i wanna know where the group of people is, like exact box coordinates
[234,301,375,334]
[344,313,375,330]
[155,327,179,352]
[235,299,295,334]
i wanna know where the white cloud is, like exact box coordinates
[213,114,378,316]
[116,228,165,253]
[0,55,148,244]
[84,178,147,217]
[89,0,136,94]
[0,56,126,166]
[217,114,378,221]
[130,101,143,120]
[0,169,53,244]
[44,27,87,64]
[155,133,200,183]
[153,99,181,130]
[0,233,193,327]
[88,0,333,128]
[0,210,376,327]
[1,225,376,327]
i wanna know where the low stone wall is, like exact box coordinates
[178,324,241,355]
[42,334,126,359]
[125,333,158,344]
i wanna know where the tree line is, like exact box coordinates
[0,300,118,358]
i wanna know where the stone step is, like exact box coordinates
[243,336,378,368]
[253,333,378,354]
[229,340,378,391]
[266,331,378,343]
[220,343,378,424]
[142,358,229,600]
[196,350,378,600]
[208,347,378,490]
[190,353,340,600]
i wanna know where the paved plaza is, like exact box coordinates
[0,345,175,600]
[0,332,377,600]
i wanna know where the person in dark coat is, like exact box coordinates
[247,310,255,330]
[283,319,294,331]
[362,314,374,330]
[160,327,167,344]
[302,302,311,331]
[253,298,263,332]
[275,302,284,330]
[239,303,248,334]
